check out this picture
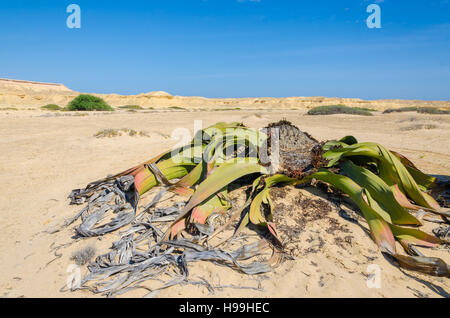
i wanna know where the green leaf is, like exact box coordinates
[298,170,397,255]
[339,135,358,145]
[190,191,230,225]
[165,161,268,239]
[389,224,441,248]
[247,174,299,226]
[185,161,267,210]
[135,158,196,195]
[323,142,440,211]
[249,188,269,225]
[377,145,440,210]
[323,142,380,167]
[298,168,448,277]
[340,160,420,225]
[168,161,205,196]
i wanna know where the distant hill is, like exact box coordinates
[0,78,73,94]
[0,78,449,111]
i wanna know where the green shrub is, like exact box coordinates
[383,106,449,115]
[68,94,114,111]
[357,107,377,112]
[417,107,450,115]
[169,106,185,110]
[41,104,62,111]
[307,105,373,116]
[213,107,243,111]
[118,105,143,110]
[383,107,418,114]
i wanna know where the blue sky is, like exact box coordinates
[0,0,449,100]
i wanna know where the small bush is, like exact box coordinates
[213,107,243,111]
[383,107,418,114]
[118,105,143,110]
[417,107,450,115]
[68,94,114,111]
[307,105,373,116]
[41,104,61,111]
[169,106,185,110]
[383,106,449,115]
[357,107,376,112]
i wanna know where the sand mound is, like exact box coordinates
[142,91,173,98]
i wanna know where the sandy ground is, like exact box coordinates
[0,108,449,298]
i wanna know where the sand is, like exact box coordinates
[0,105,449,298]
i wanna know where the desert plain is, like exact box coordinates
[0,79,449,298]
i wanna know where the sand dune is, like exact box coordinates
[1,78,449,111]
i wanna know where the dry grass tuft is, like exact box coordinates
[400,124,438,131]
[94,128,149,138]
[70,246,96,265]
